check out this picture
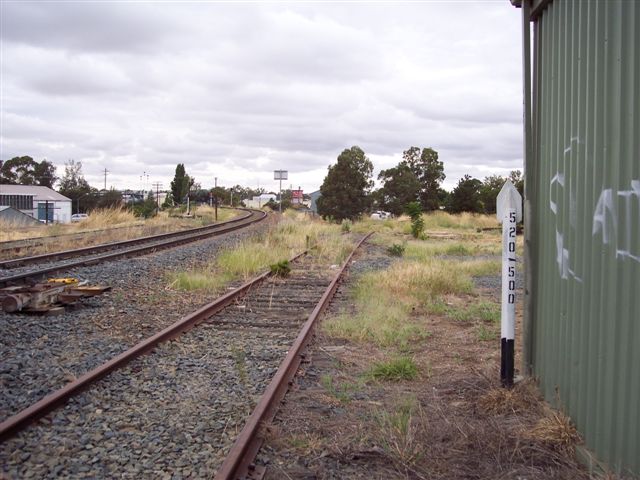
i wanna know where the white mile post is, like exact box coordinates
[496,180,522,388]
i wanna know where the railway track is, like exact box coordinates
[0,223,146,260]
[0,209,266,288]
[1,233,370,479]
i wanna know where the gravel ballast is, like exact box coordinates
[0,222,270,420]
[1,235,349,479]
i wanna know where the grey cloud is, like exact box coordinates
[1,2,182,54]
[1,2,524,192]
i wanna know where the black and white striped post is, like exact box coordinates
[497,180,522,388]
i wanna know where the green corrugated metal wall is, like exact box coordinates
[529,0,639,474]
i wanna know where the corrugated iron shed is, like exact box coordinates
[0,206,41,226]
[520,0,639,475]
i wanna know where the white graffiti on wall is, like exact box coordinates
[549,135,639,282]
[592,180,640,263]
[549,136,583,282]
[550,171,583,282]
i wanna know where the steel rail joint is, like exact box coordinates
[214,232,373,480]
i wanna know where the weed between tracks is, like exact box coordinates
[169,213,353,292]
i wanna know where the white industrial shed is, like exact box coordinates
[0,185,72,224]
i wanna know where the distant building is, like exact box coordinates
[122,190,145,204]
[309,190,321,214]
[0,206,41,226]
[0,185,72,223]
[244,194,276,209]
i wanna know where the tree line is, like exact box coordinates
[2,151,523,221]
[317,146,523,221]
[1,157,272,217]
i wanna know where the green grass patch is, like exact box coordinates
[444,300,500,323]
[374,395,424,466]
[444,243,472,256]
[476,324,499,341]
[169,270,231,292]
[456,258,501,276]
[323,303,428,350]
[320,375,362,403]
[368,357,418,381]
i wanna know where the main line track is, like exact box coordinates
[1,233,371,479]
[0,209,266,287]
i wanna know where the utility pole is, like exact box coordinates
[152,182,162,213]
[103,168,109,191]
[140,171,149,198]
[214,177,218,221]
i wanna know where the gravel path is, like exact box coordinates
[0,221,270,420]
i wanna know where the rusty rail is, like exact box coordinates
[0,209,267,287]
[0,208,255,270]
[214,232,372,480]
[0,248,304,443]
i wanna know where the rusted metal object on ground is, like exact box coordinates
[214,232,372,480]
[0,278,110,314]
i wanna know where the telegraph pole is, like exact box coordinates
[152,182,162,213]
[214,177,218,221]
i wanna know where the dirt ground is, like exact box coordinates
[256,241,597,480]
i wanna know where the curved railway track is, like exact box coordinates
[0,223,146,260]
[0,209,266,287]
[0,232,371,479]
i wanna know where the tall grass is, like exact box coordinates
[0,219,44,241]
[422,211,499,230]
[404,239,501,260]
[323,257,477,349]
[323,223,502,348]
[80,207,139,228]
[170,213,353,292]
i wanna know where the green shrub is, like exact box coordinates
[405,202,424,239]
[387,243,406,257]
[270,259,291,277]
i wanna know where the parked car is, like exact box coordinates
[370,211,391,220]
[71,213,89,222]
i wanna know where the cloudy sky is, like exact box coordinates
[1,1,523,194]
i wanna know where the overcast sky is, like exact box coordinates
[1,1,523,194]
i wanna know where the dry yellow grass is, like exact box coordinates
[523,411,581,452]
[0,205,243,244]
[0,219,45,241]
[477,379,542,415]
